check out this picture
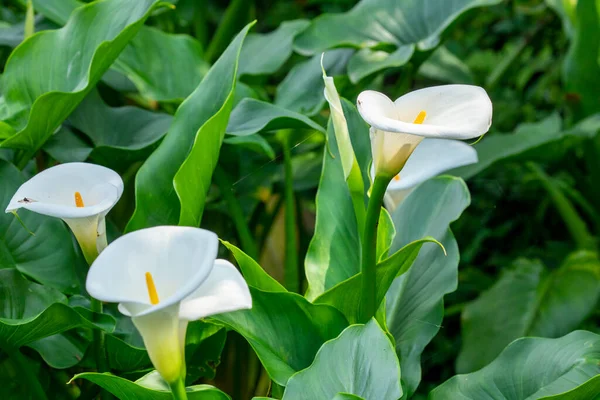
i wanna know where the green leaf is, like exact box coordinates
[315,238,437,324]
[275,49,354,116]
[347,46,414,83]
[221,241,286,293]
[238,20,310,76]
[224,135,275,159]
[332,395,365,400]
[27,331,88,369]
[32,0,210,103]
[112,26,210,102]
[127,23,253,231]
[73,371,230,399]
[304,117,360,301]
[539,375,600,400]
[377,208,395,262]
[385,176,471,397]
[68,89,172,169]
[457,252,600,373]
[43,126,92,163]
[294,0,502,55]
[283,320,402,400]
[0,159,80,292]
[418,45,475,84]
[452,113,600,179]
[212,287,348,386]
[430,331,600,399]
[0,269,114,349]
[226,98,325,136]
[563,0,600,119]
[0,0,161,155]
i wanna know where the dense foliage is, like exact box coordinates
[1,0,600,399]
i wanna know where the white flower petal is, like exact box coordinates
[131,303,183,383]
[5,162,123,219]
[357,85,492,139]
[388,138,478,191]
[86,226,218,317]
[179,259,252,321]
[322,53,354,179]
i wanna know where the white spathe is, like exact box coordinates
[322,53,354,179]
[357,85,492,176]
[380,138,478,210]
[4,162,123,263]
[86,226,252,383]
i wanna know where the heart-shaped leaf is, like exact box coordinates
[0,269,114,349]
[0,0,161,156]
[385,176,471,397]
[283,319,401,400]
[430,331,600,399]
[127,22,253,231]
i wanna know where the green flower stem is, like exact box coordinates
[359,174,392,323]
[169,378,188,400]
[89,298,108,373]
[213,166,259,260]
[283,135,299,292]
[8,348,48,400]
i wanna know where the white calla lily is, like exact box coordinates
[5,162,123,264]
[381,138,478,210]
[357,85,492,177]
[86,226,252,385]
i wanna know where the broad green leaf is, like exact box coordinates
[452,113,600,179]
[430,331,600,399]
[563,0,600,119]
[73,371,230,399]
[32,0,210,103]
[539,375,600,400]
[67,89,172,169]
[0,269,114,349]
[386,176,470,397]
[294,0,502,55]
[457,252,600,373]
[304,118,360,301]
[283,320,402,400]
[0,159,80,292]
[418,45,475,84]
[315,238,437,324]
[224,135,275,159]
[27,331,88,369]
[275,49,354,116]
[238,20,310,76]
[0,0,161,154]
[127,23,253,231]
[221,241,286,293]
[112,26,210,102]
[43,126,92,163]
[347,46,414,83]
[226,98,325,136]
[212,287,348,386]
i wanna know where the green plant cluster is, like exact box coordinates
[1,0,600,399]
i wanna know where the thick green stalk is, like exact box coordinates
[282,136,299,292]
[8,348,48,400]
[359,174,392,323]
[214,166,259,259]
[527,162,595,250]
[169,378,188,400]
[205,0,253,63]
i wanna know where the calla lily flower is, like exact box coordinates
[5,162,123,264]
[380,138,478,210]
[86,226,252,385]
[357,85,492,177]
